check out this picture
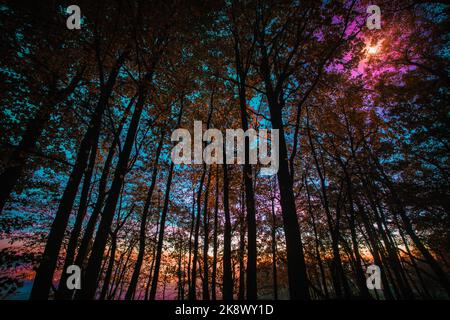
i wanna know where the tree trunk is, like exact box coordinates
[222,148,233,300]
[268,102,310,299]
[99,234,117,300]
[270,179,279,300]
[186,189,195,297]
[189,165,207,300]
[238,188,246,300]
[125,129,165,300]
[177,233,184,300]
[305,178,329,299]
[356,199,395,300]
[202,171,212,300]
[144,198,162,300]
[342,169,371,299]
[149,106,184,300]
[56,142,98,299]
[74,95,135,268]
[79,71,152,300]
[189,100,213,300]
[148,162,174,300]
[367,144,450,296]
[30,54,125,300]
[200,171,212,300]
[211,169,219,300]
[306,116,350,298]
[234,44,257,301]
[110,239,136,300]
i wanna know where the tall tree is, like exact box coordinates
[31,52,127,299]
[228,1,258,299]
[149,105,184,300]
[125,128,165,299]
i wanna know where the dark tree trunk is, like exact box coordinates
[110,239,136,300]
[356,199,395,300]
[306,116,350,298]
[266,101,310,300]
[391,185,450,296]
[369,191,413,299]
[342,169,371,299]
[256,13,311,297]
[177,233,184,300]
[107,244,127,299]
[367,144,450,296]
[189,165,207,300]
[202,172,212,300]
[100,195,132,300]
[149,162,175,300]
[144,199,162,300]
[125,130,165,300]
[149,106,184,300]
[189,100,213,300]
[305,178,329,299]
[186,189,195,297]
[30,54,125,300]
[233,40,257,301]
[395,212,431,298]
[241,112,257,300]
[56,142,98,300]
[74,95,135,268]
[238,188,246,300]
[79,72,152,300]
[222,149,233,300]
[99,234,117,300]
[211,169,219,300]
[270,180,278,300]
